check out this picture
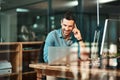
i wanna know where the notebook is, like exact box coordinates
[48,46,79,66]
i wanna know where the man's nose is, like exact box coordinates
[65,26,69,30]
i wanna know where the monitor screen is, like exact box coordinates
[100,19,120,55]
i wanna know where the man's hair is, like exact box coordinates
[63,11,76,22]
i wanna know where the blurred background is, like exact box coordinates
[0,0,119,42]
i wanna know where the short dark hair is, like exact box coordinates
[63,11,76,22]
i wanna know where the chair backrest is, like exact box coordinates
[38,41,45,63]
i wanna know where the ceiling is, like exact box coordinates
[0,0,120,15]
[82,0,120,15]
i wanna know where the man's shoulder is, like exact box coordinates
[46,29,61,40]
[49,29,61,35]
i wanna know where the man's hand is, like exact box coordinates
[72,24,82,41]
[72,24,85,47]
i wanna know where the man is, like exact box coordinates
[43,11,86,80]
[44,11,85,63]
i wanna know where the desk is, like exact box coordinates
[29,62,120,80]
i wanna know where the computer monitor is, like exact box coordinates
[100,19,120,55]
[100,19,120,67]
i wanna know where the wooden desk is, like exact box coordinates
[29,62,120,80]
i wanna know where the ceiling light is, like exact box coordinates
[66,0,78,7]
[99,0,116,4]
[16,8,29,12]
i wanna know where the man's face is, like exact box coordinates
[61,18,75,37]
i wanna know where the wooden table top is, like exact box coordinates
[29,63,120,75]
[29,62,120,80]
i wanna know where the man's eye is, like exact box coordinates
[69,26,73,27]
[63,24,67,26]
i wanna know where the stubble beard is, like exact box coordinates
[62,29,71,39]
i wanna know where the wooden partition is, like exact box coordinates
[0,41,43,80]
